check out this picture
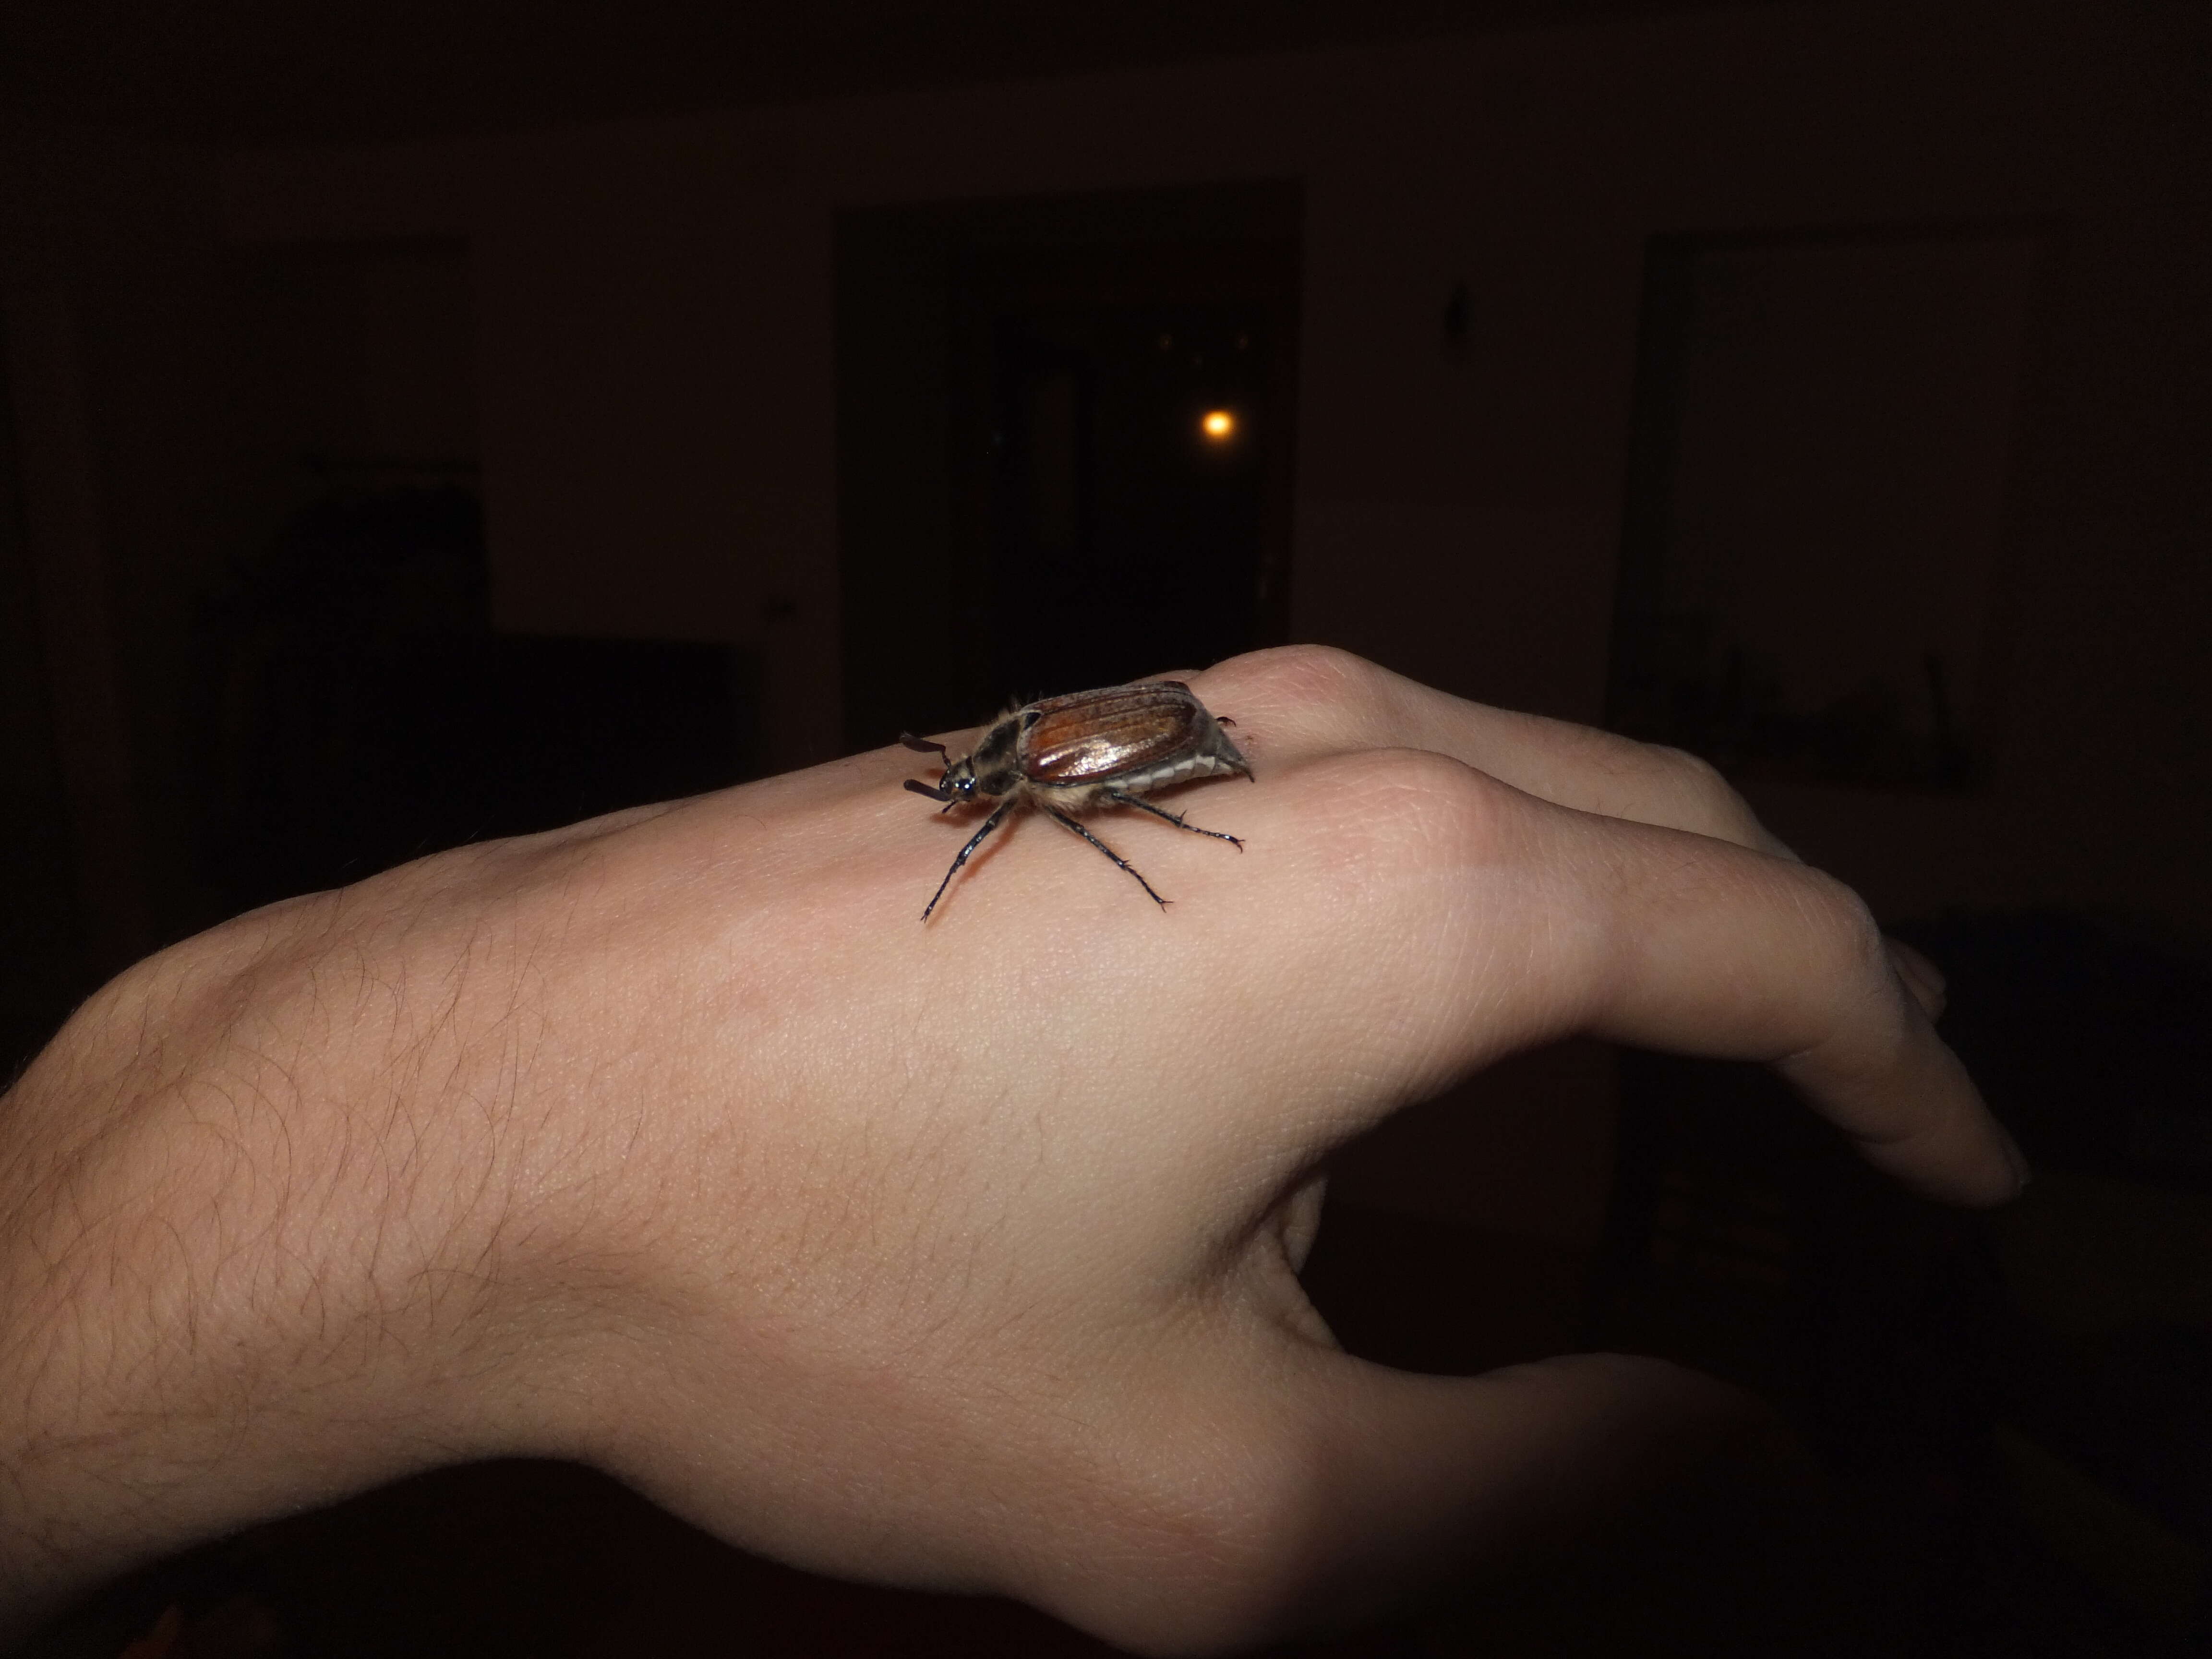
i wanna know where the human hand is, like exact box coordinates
[0,646,2021,1652]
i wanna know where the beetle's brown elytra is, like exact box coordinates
[899,680,1252,921]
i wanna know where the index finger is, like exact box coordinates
[1191,647,1971,1080]
[1193,645,1796,856]
[1220,750,2022,1208]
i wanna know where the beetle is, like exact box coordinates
[899,679,1253,921]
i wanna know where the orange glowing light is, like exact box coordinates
[1201,409,1236,440]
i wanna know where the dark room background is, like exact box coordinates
[3,0,2210,1652]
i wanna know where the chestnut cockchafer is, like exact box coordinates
[900,680,1254,921]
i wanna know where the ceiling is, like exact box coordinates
[1,0,1774,149]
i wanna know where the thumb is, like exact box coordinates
[1264,1349,1799,1627]
[1027,1335,1797,1655]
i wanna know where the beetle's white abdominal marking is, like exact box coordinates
[899,680,1253,921]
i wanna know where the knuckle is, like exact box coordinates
[1647,743,1728,795]
[1795,867,1887,974]
[1226,643,1393,727]
[1639,744,1767,844]
[1643,741,1734,807]
[1328,747,1511,867]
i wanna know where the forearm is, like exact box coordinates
[0,900,592,1639]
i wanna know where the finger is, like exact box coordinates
[1192,646,1794,856]
[1884,937,1948,1020]
[1564,818,2013,1203]
[1262,1349,1801,1638]
[1278,1171,1329,1277]
[1221,753,2020,1206]
[1517,779,2016,1203]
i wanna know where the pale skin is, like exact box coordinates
[0,646,2021,1653]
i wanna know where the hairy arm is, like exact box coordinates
[0,865,615,1639]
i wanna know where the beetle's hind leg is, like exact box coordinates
[1045,808,1169,909]
[1103,789,1244,850]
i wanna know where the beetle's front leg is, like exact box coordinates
[921,800,1015,921]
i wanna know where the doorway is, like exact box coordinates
[835,182,1301,749]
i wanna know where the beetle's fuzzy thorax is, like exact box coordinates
[940,711,1025,800]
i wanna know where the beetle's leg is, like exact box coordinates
[1044,808,1169,909]
[1102,789,1244,850]
[921,800,1014,921]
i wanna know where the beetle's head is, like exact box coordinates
[898,733,979,810]
[935,757,983,805]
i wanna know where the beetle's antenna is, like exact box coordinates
[900,735,959,809]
